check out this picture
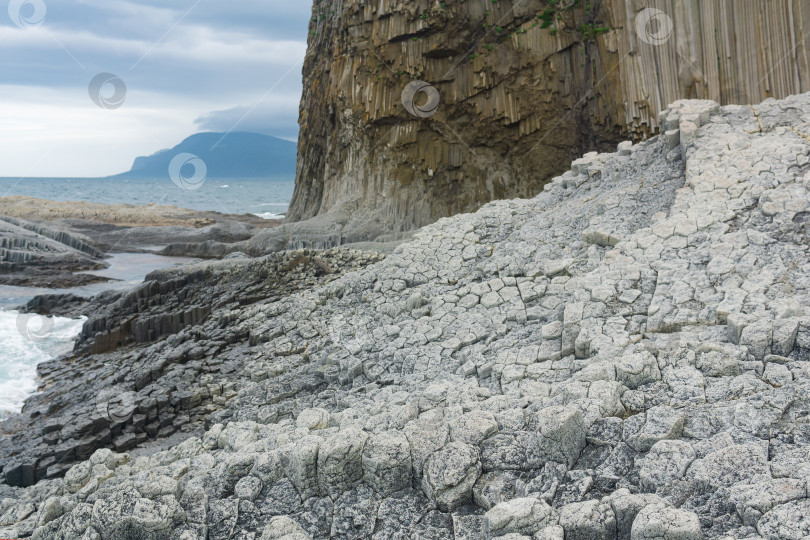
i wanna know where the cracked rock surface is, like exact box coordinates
[2,94,810,538]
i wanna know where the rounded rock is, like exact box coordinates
[630,504,702,540]
[421,441,482,512]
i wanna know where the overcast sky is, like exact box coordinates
[0,0,312,177]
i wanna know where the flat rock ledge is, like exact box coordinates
[0,215,109,288]
[2,94,810,539]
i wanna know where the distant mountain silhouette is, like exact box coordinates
[113,132,297,179]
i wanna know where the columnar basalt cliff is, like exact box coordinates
[288,0,810,240]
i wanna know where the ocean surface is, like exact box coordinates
[0,176,295,219]
[0,176,294,418]
[0,312,86,418]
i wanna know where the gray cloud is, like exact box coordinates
[194,98,301,141]
[0,0,311,176]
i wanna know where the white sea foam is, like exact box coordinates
[253,212,286,220]
[0,310,85,418]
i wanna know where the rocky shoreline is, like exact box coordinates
[1,95,810,539]
[0,197,408,285]
[1,248,385,487]
[0,198,279,288]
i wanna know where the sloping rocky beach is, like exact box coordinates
[2,94,810,539]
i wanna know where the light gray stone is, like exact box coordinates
[261,515,312,540]
[483,497,553,538]
[89,489,185,540]
[296,408,331,430]
[362,431,412,496]
[533,525,564,540]
[639,440,696,492]
[609,490,667,540]
[729,478,806,527]
[762,362,791,387]
[756,499,810,540]
[558,499,616,540]
[450,410,499,445]
[421,441,481,511]
[630,504,702,540]
[626,406,685,452]
[404,413,449,479]
[615,352,661,390]
[234,476,263,501]
[281,436,322,500]
[473,471,521,510]
[317,428,368,498]
[688,443,771,494]
[533,406,586,467]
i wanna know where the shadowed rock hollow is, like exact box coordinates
[2,95,810,539]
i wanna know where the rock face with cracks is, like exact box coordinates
[288,0,810,244]
[3,94,810,538]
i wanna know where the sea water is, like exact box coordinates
[0,176,295,219]
[0,311,86,418]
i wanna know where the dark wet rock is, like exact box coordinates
[0,215,108,288]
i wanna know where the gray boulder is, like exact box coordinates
[615,352,661,390]
[421,441,482,511]
[638,440,696,492]
[626,406,685,452]
[630,504,702,540]
[449,410,499,445]
[756,499,810,540]
[483,497,553,538]
[261,515,312,540]
[533,406,586,467]
[687,443,770,494]
[362,431,412,496]
[89,488,186,540]
[474,471,521,510]
[558,499,616,540]
[317,428,367,498]
[609,490,667,540]
[281,436,322,500]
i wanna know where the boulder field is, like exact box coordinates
[2,94,810,539]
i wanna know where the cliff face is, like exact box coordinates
[288,0,810,240]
